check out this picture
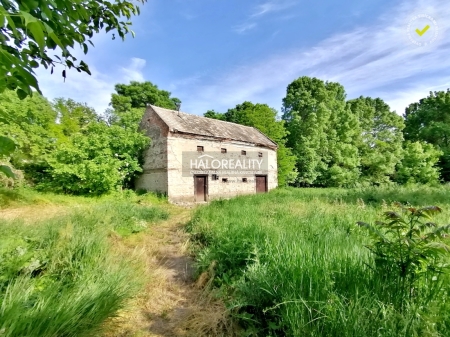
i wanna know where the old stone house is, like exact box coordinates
[135,105,278,203]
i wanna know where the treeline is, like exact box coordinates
[0,81,180,194]
[205,77,447,187]
[1,77,448,194]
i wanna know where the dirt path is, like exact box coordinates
[104,206,234,337]
[0,201,233,336]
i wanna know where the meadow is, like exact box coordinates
[0,188,169,337]
[188,186,450,337]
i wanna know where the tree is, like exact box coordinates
[347,97,404,185]
[404,90,450,181]
[111,81,181,111]
[204,110,225,120]
[0,0,146,98]
[205,102,297,186]
[0,89,58,168]
[395,141,442,185]
[52,98,98,138]
[282,76,360,187]
[43,120,149,194]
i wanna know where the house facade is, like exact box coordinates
[135,105,278,203]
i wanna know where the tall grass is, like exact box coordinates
[188,187,450,336]
[0,192,169,337]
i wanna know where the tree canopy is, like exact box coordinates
[404,90,450,181]
[282,76,360,187]
[347,96,404,184]
[282,77,411,187]
[0,0,145,97]
[111,81,181,112]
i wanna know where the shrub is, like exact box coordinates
[358,203,450,310]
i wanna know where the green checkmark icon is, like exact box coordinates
[416,25,430,36]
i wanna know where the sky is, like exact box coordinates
[36,0,450,117]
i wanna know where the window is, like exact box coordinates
[241,150,247,155]
[221,148,227,153]
[222,178,228,183]
[258,152,263,157]
[212,174,219,180]
[242,178,248,183]
[197,146,204,152]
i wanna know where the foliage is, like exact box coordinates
[358,204,450,310]
[188,188,450,336]
[348,96,405,184]
[52,98,98,138]
[0,194,169,337]
[0,90,149,194]
[395,141,443,185]
[0,0,145,97]
[42,120,149,194]
[111,81,181,112]
[404,90,450,181]
[204,101,297,186]
[0,90,58,168]
[0,136,16,178]
[204,109,226,120]
[282,76,360,187]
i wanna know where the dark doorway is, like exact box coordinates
[255,175,267,193]
[194,175,208,202]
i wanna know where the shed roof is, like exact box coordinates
[148,105,277,149]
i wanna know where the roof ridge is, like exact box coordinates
[149,105,259,130]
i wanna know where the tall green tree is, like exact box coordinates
[0,0,145,97]
[395,141,442,185]
[282,76,360,187]
[204,102,297,186]
[347,97,404,184]
[404,90,450,181]
[111,81,181,112]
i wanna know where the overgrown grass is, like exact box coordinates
[188,186,450,336]
[0,187,168,209]
[0,190,169,337]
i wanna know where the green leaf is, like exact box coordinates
[0,165,15,178]
[16,88,28,100]
[28,22,46,49]
[20,11,38,25]
[0,136,16,156]
[6,14,20,39]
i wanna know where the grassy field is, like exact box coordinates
[0,188,169,337]
[188,186,450,337]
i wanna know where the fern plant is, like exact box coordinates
[358,202,450,309]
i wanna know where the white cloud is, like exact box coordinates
[36,57,146,114]
[178,0,450,115]
[233,0,297,34]
[233,22,257,34]
[250,0,297,18]
[120,57,146,82]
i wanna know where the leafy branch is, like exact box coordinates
[358,202,450,309]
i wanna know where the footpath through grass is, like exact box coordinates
[188,186,450,337]
[0,188,169,337]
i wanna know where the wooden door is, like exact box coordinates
[255,175,267,193]
[194,176,207,202]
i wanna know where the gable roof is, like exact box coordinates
[148,105,277,149]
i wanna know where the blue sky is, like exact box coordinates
[37,0,450,116]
